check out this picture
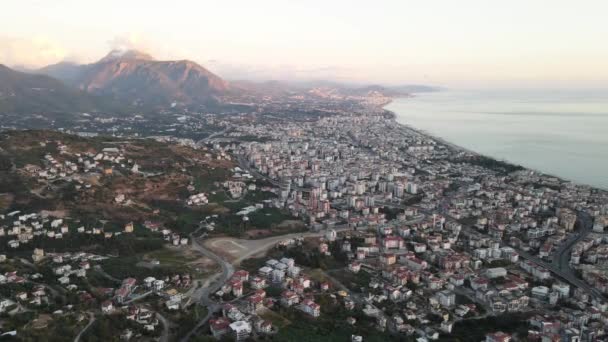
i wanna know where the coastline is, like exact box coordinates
[381,98,606,191]
[382,103,486,157]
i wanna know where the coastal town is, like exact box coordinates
[1,87,608,342]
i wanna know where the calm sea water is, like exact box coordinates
[386,89,608,190]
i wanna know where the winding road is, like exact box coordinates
[179,222,353,341]
[378,199,606,302]
[73,312,95,342]
[179,231,235,342]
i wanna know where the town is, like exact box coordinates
[1,87,608,342]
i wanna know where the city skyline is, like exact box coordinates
[1,0,608,88]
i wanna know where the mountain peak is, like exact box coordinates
[98,49,155,63]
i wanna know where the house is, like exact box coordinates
[232,281,244,297]
[254,319,273,334]
[0,299,15,313]
[122,278,137,291]
[166,299,180,310]
[299,299,321,317]
[295,276,311,288]
[405,257,427,271]
[234,270,250,282]
[280,290,299,307]
[440,321,454,334]
[436,290,456,308]
[124,222,134,233]
[101,300,114,314]
[380,253,397,265]
[230,321,252,341]
[120,329,133,340]
[144,277,156,288]
[383,236,405,249]
[115,287,130,304]
[485,267,507,279]
[210,317,231,339]
[471,277,489,291]
[152,279,165,291]
[246,294,264,313]
[320,282,330,291]
[259,266,273,278]
[449,274,465,286]
[248,275,266,289]
[271,269,285,283]
[486,331,511,342]
[280,257,295,268]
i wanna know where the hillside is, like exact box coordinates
[0,64,108,114]
[39,49,231,106]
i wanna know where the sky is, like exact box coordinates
[1,0,608,88]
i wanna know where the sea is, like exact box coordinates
[386,89,608,190]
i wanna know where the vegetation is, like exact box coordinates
[82,314,159,342]
[455,155,525,174]
[100,254,189,280]
[272,303,402,342]
[438,313,531,342]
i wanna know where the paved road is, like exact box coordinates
[74,312,95,342]
[237,154,309,192]
[93,265,121,283]
[197,128,230,145]
[180,223,353,341]
[240,142,606,303]
[551,211,592,274]
[377,199,606,302]
[124,290,153,304]
[157,312,170,342]
[179,232,235,342]
[444,209,606,302]
[386,194,606,302]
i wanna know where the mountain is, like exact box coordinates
[0,64,110,114]
[38,61,85,84]
[39,50,230,106]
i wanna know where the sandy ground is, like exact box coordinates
[203,228,336,265]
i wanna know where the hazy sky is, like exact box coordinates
[1,0,608,87]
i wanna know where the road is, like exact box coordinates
[197,128,230,145]
[93,265,121,283]
[236,154,308,192]
[74,312,95,342]
[180,221,353,341]
[378,196,606,302]
[239,135,606,303]
[179,231,235,342]
[157,312,170,342]
[551,211,593,274]
[438,206,606,301]
[124,290,153,304]
[377,198,606,301]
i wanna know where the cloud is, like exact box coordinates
[106,33,194,62]
[205,60,357,82]
[0,36,68,68]
[107,32,152,53]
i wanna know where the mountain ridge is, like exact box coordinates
[0,64,114,114]
[38,49,230,107]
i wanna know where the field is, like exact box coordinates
[99,245,218,281]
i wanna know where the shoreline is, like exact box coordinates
[382,98,607,192]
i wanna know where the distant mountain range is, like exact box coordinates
[1,49,439,114]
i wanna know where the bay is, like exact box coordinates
[386,89,608,189]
